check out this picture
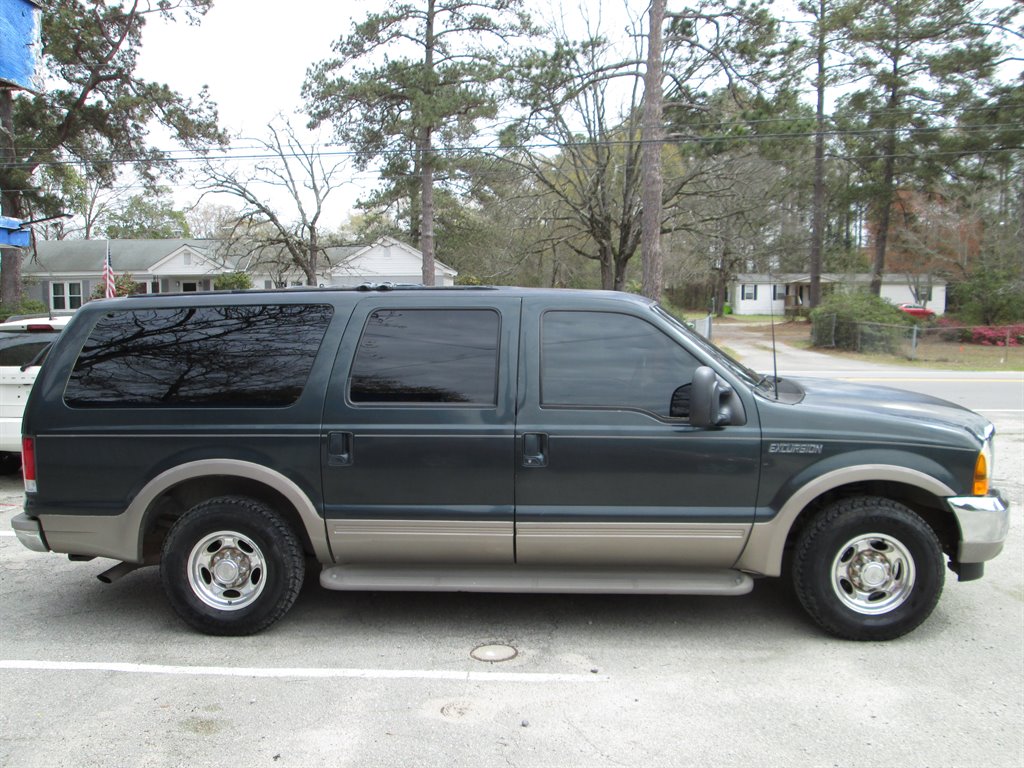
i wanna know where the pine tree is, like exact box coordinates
[303,0,534,285]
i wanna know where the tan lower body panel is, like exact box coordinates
[327,520,750,567]
[328,519,514,564]
[515,522,750,567]
[321,564,754,595]
[38,513,138,562]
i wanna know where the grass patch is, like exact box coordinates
[733,322,1024,371]
[811,339,1023,371]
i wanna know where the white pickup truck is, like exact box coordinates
[0,314,72,474]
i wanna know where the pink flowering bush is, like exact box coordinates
[970,324,1024,347]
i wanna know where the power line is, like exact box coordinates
[8,121,1022,172]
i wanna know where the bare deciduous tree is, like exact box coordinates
[198,118,350,285]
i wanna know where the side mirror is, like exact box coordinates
[689,366,735,428]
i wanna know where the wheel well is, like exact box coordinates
[782,481,958,563]
[140,475,315,562]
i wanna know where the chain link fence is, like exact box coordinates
[690,314,713,340]
[812,315,1024,366]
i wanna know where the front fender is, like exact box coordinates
[736,460,955,577]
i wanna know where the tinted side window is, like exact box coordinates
[65,304,333,407]
[350,309,500,405]
[541,311,700,417]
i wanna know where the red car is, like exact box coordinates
[898,303,936,318]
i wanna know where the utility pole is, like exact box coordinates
[641,0,666,301]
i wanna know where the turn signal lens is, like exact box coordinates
[973,451,989,496]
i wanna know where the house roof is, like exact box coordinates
[21,236,456,279]
[24,239,224,275]
[733,273,947,286]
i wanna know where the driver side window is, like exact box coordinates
[541,310,700,418]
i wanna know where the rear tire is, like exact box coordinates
[0,452,21,475]
[793,496,944,641]
[160,496,305,636]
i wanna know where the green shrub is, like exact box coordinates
[810,290,911,352]
[949,267,1024,325]
[213,272,254,291]
[91,273,140,298]
[0,298,48,322]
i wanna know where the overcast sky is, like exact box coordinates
[134,0,638,228]
[138,1,360,136]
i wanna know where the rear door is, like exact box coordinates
[514,297,762,567]
[321,294,522,564]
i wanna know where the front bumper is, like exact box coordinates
[948,490,1010,563]
[11,513,48,553]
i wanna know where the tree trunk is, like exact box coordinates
[870,79,900,296]
[641,0,665,302]
[419,129,436,286]
[870,139,897,296]
[1,90,25,307]
[599,243,614,290]
[306,229,319,285]
[419,0,437,286]
[808,0,826,308]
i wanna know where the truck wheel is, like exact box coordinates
[160,496,305,636]
[0,452,21,475]
[792,496,944,641]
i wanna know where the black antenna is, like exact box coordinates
[769,276,779,399]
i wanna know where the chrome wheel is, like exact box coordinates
[187,530,267,611]
[830,532,916,615]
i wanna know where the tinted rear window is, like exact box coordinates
[65,305,333,407]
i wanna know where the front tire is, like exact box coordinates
[161,496,305,636]
[793,496,944,641]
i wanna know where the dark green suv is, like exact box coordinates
[12,287,1009,639]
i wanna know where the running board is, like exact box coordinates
[320,565,753,595]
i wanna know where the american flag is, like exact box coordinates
[102,242,115,298]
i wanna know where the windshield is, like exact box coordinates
[653,306,774,392]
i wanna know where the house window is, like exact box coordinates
[181,282,198,292]
[51,281,83,310]
[150,281,161,294]
[183,253,193,266]
[741,284,757,301]
[773,284,786,300]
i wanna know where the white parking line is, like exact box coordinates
[0,659,608,683]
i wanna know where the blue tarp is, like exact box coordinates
[0,0,43,92]
[0,216,31,248]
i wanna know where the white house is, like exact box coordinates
[21,236,457,310]
[728,273,947,316]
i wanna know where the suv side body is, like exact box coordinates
[12,287,1009,639]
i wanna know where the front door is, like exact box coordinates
[321,296,521,564]
[514,300,762,567]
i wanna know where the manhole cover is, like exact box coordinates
[470,644,518,662]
